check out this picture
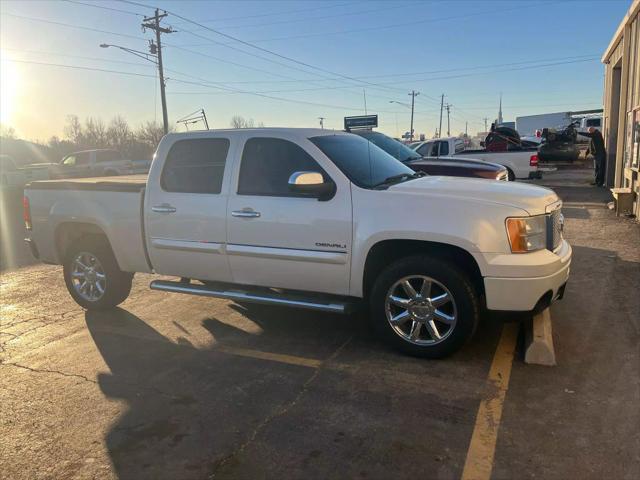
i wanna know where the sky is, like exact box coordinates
[0,0,632,142]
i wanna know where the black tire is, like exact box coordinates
[506,167,516,181]
[369,255,479,358]
[63,236,133,310]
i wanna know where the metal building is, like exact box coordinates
[603,0,640,217]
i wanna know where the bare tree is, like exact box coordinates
[83,117,108,148]
[0,123,16,139]
[107,116,133,153]
[136,121,166,151]
[230,115,257,129]
[63,115,84,145]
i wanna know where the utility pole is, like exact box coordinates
[408,90,419,141]
[438,94,445,138]
[465,122,468,137]
[142,9,174,135]
[445,103,451,137]
[318,117,325,129]
[483,117,489,133]
[363,89,368,115]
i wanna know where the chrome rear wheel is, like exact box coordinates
[71,252,106,302]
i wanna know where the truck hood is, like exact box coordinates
[389,176,559,215]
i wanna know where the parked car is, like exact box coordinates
[24,128,571,358]
[352,130,508,181]
[411,136,539,180]
[49,149,150,179]
[0,154,50,190]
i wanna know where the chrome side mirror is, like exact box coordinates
[288,171,336,201]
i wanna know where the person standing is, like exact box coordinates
[581,127,607,186]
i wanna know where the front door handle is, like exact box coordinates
[152,204,177,213]
[231,210,261,218]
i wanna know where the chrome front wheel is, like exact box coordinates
[384,275,458,345]
[70,252,107,302]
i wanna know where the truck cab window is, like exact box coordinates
[416,143,430,156]
[238,137,327,197]
[161,138,230,194]
[439,141,449,156]
[96,151,123,163]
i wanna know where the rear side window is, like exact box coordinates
[238,137,326,197]
[454,140,465,153]
[439,141,449,156]
[96,151,123,163]
[76,152,91,165]
[161,138,230,194]
[586,118,601,127]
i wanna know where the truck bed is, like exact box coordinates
[27,174,147,192]
[25,174,151,274]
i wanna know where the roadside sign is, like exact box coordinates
[344,115,378,131]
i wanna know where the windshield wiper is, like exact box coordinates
[373,171,425,189]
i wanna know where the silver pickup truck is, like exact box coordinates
[51,149,151,178]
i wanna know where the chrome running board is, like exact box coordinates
[149,280,357,314]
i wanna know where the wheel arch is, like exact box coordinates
[361,239,484,301]
[55,222,118,266]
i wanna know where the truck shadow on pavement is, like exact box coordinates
[84,300,504,479]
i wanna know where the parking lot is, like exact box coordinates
[1,167,639,479]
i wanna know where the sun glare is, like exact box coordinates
[1,52,20,124]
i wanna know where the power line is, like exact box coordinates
[206,3,411,31]
[1,57,398,114]
[1,58,157,79]
[2,9,407,106]
[118,0,418,94]
[62,0,146,17]
[2,12,146,41]
[171,1,353,25]
[1,47,154,68]
[185,1,551,44]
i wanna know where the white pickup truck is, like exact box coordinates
[412,136,540,180]
[24,128,571,358]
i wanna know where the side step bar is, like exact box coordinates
[149,280,357,314]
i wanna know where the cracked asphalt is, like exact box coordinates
[1,169,639,480]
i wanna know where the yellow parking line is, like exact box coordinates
[461,322,519,480]
[215,345,322,369]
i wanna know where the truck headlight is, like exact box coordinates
[506,216,546,253]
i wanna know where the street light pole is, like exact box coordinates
[390,93,419,141]
[438,94,445,139]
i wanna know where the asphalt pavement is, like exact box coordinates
[1,169,638,480]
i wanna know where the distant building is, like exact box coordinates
[603,0,640,217]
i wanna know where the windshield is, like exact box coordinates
[309,134,415,189]
[354,131,422,162]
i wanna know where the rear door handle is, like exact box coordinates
[152,204,177,213]
[231,210,261,218]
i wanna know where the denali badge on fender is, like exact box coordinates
[315,242,347,249]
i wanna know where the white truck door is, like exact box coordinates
[145,136,233,282]
[226,134,352,296]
